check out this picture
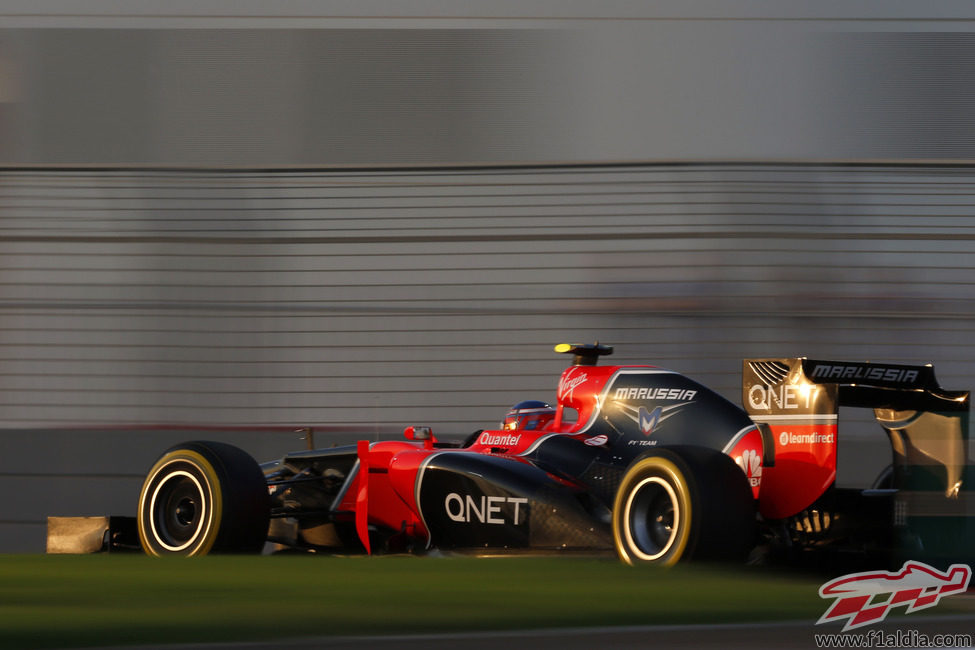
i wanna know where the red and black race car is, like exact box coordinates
[134,343,974,566]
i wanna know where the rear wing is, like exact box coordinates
[745,356,970,504]
[745,358,969,414]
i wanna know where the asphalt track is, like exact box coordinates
[90,614,975,650]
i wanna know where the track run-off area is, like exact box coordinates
[3,554,973,650]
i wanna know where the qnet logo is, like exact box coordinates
[816,561,971,632]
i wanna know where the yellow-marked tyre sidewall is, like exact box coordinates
[613,454,694,566]
[138,449,224,557]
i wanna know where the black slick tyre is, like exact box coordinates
[137,441,270,556]
[612,446,755,566]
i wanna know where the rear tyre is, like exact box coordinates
[138,441,270,556]
[612,446,755,566]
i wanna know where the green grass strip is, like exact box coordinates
[0,554,827,649]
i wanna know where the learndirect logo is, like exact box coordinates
[817,561,971,632]
[779,431,834,447]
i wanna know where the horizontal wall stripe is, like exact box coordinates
[1,162,972,550]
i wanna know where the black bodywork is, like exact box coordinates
[259,352,973,568]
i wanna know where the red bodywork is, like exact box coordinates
[340,359,846,552]
[333,354,971,554]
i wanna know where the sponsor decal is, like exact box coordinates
[639,406,662,436]
[615,400,692,436]
[809,363,919,385]
[627,439,658,447]
[584,434,608,446]
[612,386,697,401]
[444,492,528,526]
[817,561,971,632]
[558,369,588,402]
[477,432,521,447]
[735,449,762,488]
[748,383,815,411]
[779,431,835,446]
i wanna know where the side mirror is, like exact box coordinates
[404,426,433,441]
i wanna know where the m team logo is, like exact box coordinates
[639,406,662,436]
[615,401,693,437]
[612,385,697,438]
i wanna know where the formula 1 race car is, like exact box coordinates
[132,344,974,567]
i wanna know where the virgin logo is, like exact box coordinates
[558,370,588,402]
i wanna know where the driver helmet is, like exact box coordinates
[503,400,556,431]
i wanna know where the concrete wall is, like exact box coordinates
[3,7,975,165]
[3,163,974,551]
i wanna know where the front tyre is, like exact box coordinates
[138,441,270,556]
[612,446,755,566]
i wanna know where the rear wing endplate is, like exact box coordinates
[744,357,970,508]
